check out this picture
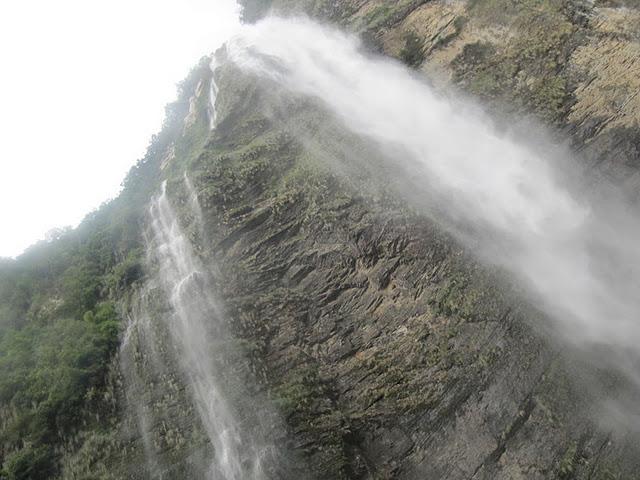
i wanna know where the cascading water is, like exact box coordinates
[209,58,220,129]
[150,180,258,479]
[120,175,287,479]
[226,17,640,415]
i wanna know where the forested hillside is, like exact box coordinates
[0,60,211,479]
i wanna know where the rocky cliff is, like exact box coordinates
[2,1,640,479]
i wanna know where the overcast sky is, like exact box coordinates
[0,0,240,258]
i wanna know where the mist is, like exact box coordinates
[225,17,640,403]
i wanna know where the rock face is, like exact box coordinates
[31,1,640,479]
[182,55,638,478]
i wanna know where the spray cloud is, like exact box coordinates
[225,17,640,403]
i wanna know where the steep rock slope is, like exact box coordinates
[186,56,640,478]
[1,1,640,479]
[210,0,640,477]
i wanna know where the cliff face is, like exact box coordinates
[205,2,640,477]
[2,1,640,479]
[182,46,640,478]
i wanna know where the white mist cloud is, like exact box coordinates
[0,0,240,258]
[227,18,640,360]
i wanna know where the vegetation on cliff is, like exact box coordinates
[0,60,210,479]
[1,1,639,478]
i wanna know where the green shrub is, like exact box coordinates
[3,445,55,480]
[400,31,425,68]
[0,314,119,469]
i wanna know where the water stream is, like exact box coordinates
[120,176,283,479]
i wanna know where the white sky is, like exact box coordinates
[0,0,240,258]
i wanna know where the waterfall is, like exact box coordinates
[149,180,254,479]
[226,17,640,352]
[225,17,640,419]
[119,175,285,479]
[209,58,220,129]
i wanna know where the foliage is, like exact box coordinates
[558,442,578,478]
[2,445,54,480]
[399,31,425,68]
[105,249,143,294]
[0,52,213,479]
[0,312,118,478]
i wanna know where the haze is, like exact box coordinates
[0,0,239,258]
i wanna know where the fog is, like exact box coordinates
[226,17,640,397]
[0,0,240,258]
